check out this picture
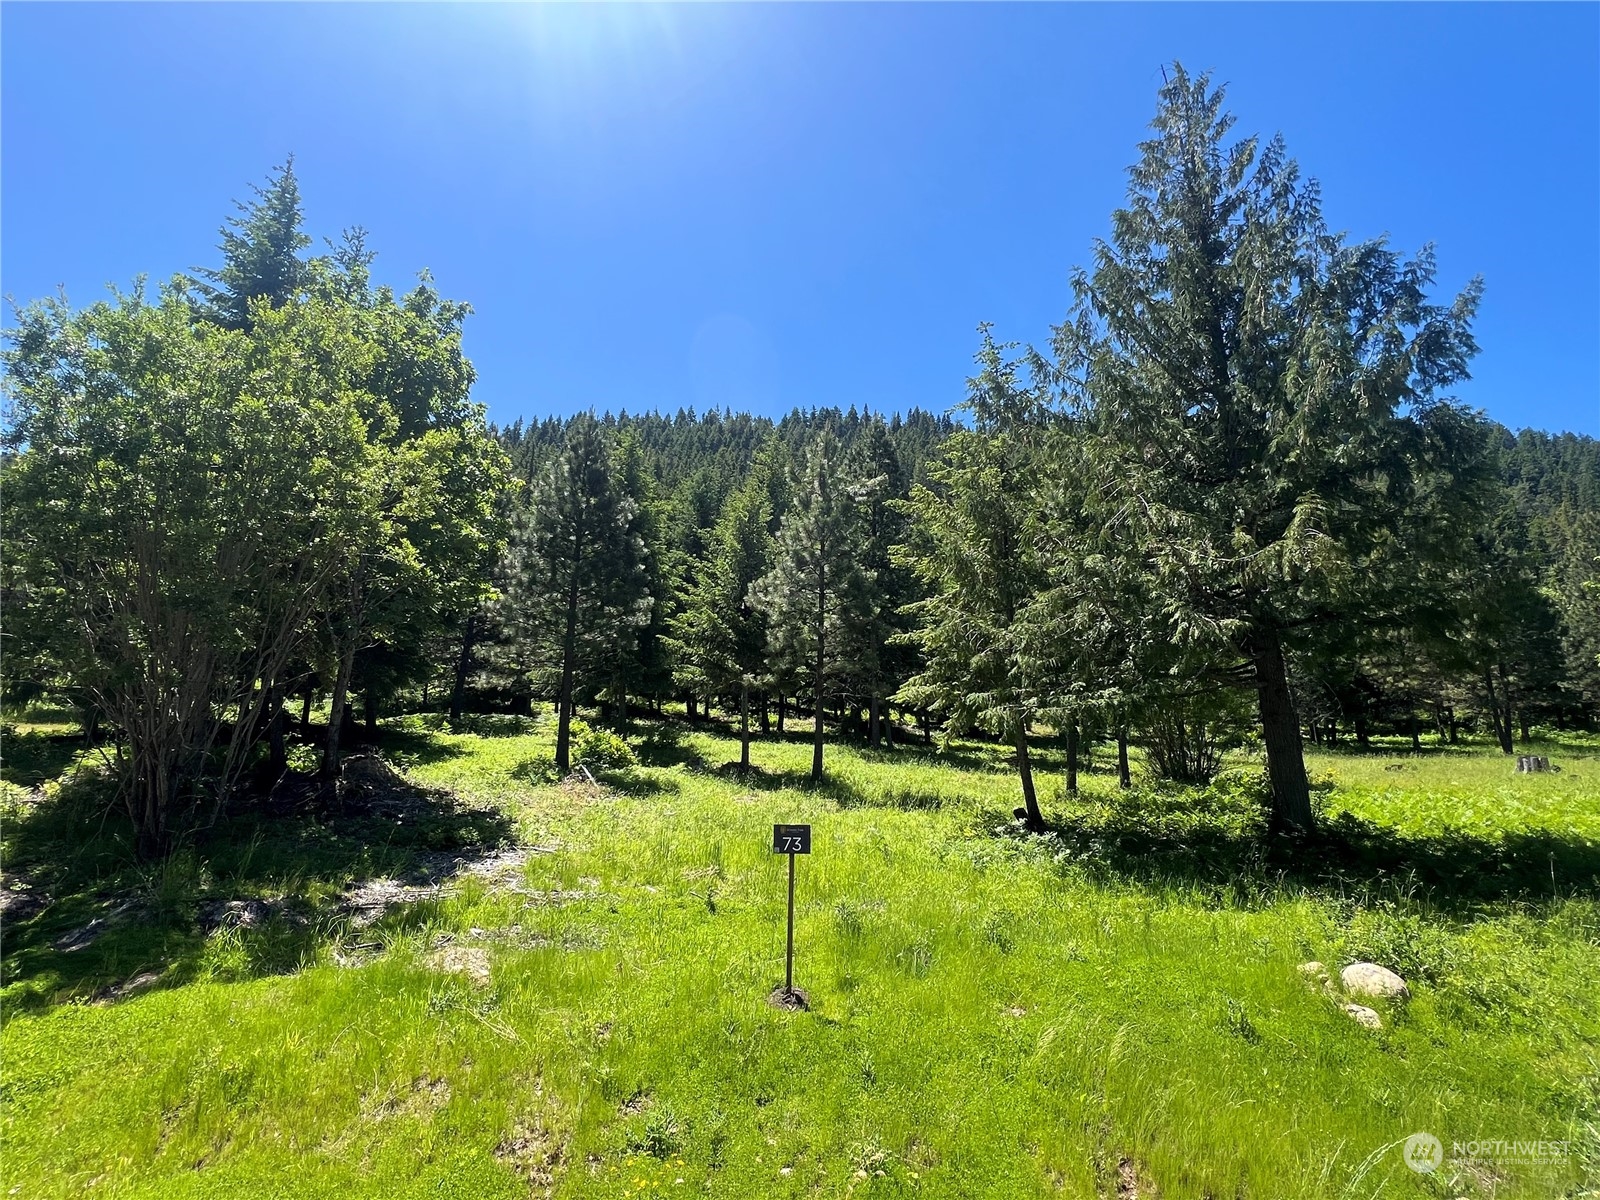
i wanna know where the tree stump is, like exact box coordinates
[1515,755,1551,773]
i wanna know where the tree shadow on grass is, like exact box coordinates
[629,724,708,771]
[704,761,953,812]
[1025,790,1600,912]
[369,724,476,766]
[1,728,94,790]
[390,712,545,740]
[0,754,516,1015]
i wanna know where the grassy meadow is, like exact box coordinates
[2,708,1598,1199]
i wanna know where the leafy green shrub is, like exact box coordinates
[1337,906,1459,984]
[624,1106,684,1160]
[1204,765,1271,806]
[569,721,637,772]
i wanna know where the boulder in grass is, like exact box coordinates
[1343,1003,1383,1029]
[1298,961,1332,991]
[1341,962,1410,1001]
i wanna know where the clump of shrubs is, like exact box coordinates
[568,720,637,772]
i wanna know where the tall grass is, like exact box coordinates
[2,714,1596,1198]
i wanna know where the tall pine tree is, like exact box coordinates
[896,331,1054,829]
[1055,65,1482,832]
[513,415,651,772]
[667,473,774,769]
[752,431,872,783]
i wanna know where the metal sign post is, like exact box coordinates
[771,823,811,1004]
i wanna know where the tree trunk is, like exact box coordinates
[883,702,894,748]
[321,634,357,784]
[1483,666,1514,754]
[1517,708,1531,745]
[300,687,314,738]
[364,692,379,739]
[759,692,771,735]
[555,559,582,775]
[920,707,931,745]
[1117,726,1131,789]
[449,611,477,726]
[267,682,286,776]
[869,694,881,749]
[777,693,786,733]
[740,680,751,772]
[1409,710,1421,753]
[1064,721,1079,793]
[1015,725,1044,832]
[1250,624,1314,832]
[1354,711,1370,751]
[687,694,698,721]
[812,646,826,784]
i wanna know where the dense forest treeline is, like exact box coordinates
[4,67,1597,856]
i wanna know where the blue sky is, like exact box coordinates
[4,3,1597,434]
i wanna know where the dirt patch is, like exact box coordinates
[428,944,493,987]
[339,844,560,928]
[365,1075,453,1122]
[620,1090,652,1116]
[766,985,809,1011]
[496,1119,567,1195]
[1116,1156,1158,1199]
[197,897,310,932]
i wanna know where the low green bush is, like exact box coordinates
[569,720,637,772]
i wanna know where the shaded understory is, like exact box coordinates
[1,746,516,1014]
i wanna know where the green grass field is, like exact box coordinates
[2,710,1597,1198]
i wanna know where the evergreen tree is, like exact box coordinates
[191,158,312,330]
[751,430,873,782]
[843,418,913,747]
[667,473,774,768]
[1054,65,1483,832]
[513,415,651,772]
[896,332,1054,828]
[610,430,679,721]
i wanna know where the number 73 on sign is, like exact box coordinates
[773,824,811,854]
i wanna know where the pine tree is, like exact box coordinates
[609,430,677,722]
[751,430,873,783]
[842,418,913,747]
[667,473,774,768]
[513,415,651,773]
[191,158,312,330]
[1055,65,1483,832]
[895,330,1054,828]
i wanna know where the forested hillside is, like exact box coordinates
[4,70,1597,857]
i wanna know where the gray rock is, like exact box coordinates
[1341,962,1410,1000]
[1343,1003,1382,1029]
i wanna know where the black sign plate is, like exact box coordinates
[772,823,811,854]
